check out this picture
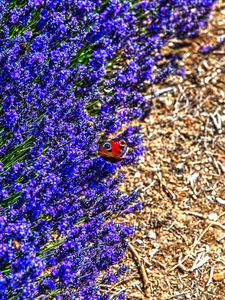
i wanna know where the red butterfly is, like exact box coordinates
[99,139,128,163]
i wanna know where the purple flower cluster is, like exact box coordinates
[0,0,216,298]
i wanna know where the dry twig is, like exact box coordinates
[128,243,151,298]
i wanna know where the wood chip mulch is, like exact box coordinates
[108,3,225,300]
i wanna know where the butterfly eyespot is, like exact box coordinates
[104,142,111,151]
[119,139,126,148]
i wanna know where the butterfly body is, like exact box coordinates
[99,139,128,163]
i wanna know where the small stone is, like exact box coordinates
[134,171,141,178]
[206,195,213,201]
[139,156,145,163]
[175,162,184,171]
[185,293,192,299]
[152,242,160,249]
[146,230,157,239]
[208,213,218,220]
[136,239,144,245]
[176,174,183,178]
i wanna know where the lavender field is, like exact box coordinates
[0,1,221,299]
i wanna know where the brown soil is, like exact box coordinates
[108,3,225,300]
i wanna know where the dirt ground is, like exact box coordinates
[109,3,225,300]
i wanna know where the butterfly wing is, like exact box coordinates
[99,139,128,162]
